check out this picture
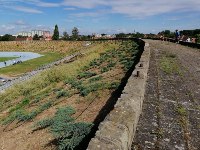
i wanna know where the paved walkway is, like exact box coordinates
[132,40,200,150]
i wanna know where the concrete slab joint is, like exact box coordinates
[87,41,150,150]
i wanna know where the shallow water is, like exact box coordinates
[0,52,43,68]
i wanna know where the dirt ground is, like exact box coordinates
[132,40,200,150]
[0,41,132,150]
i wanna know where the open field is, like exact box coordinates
[0,41,84,53]
[0,41,85,76]
[0,40,141,150]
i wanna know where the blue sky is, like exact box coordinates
[0,0,200,35]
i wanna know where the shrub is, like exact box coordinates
[89,76,103,83]
[2,109,27,125]
[38,101,53,113]
[33,118,54,129]
[34,106,93,150]
[88,59,99,67]
[56,90,69,99]
[107,82,120,90]
[100,67,109,73]
[77,71,97,79]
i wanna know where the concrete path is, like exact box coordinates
[132,40,200,150]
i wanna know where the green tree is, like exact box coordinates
[1,34,15,41]
[116,33,126,38]
[33,34,40,40]
[62,31,69,40]
[52,24,59,40]
[195,34,200,43]
[72,27,79,40]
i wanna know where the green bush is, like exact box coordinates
[107,82,120,89]
[34,106,93,150]
[88,59,99,67]
[77,71,97,79]
[56,90,69,99]
[100,67,109,73]
[89,76,103,83]
[33,118,54,129]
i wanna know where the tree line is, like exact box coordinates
[52,25,93,41]
[0,25,84,41]
[52,25,81,40]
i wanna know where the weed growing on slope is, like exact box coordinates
[77,71,97,79]
[2,101,53,125]
[9,98,30,113]
[88,76,103,83]
[100,66,110,73]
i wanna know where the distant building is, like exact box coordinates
[94,33,102,38]
[16,30,51,40]
[93,33,116,39]
[17,31,32,37]
[43,31,51,38]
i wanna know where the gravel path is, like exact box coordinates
[0,52,80,92]
[132,40,200,150]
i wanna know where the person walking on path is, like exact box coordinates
[175,29,180,43]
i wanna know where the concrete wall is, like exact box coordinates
[87,42,150,150]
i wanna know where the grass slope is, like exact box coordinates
[0,41,140,150]
[0,52,63,76]
[0,57,19,62]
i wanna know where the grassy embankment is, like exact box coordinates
[0,57,19,62]
[0,52,62,76]
[0,41,84,76]
[0,41,140,150]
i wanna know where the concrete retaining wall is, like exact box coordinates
[87,42,150,150]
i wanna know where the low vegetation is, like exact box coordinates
[0,52,62,76]
[0,57,19,62]
[0,40,140,149]
[159,53,181,74]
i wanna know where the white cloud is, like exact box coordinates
[26,0,60,7]
[62,0,106,9]
[14,20,27,25]
[0,24,16,34]
[71,11,105,17]
[62,0,200,18]
[6,5,43,13]
[64,7,76,10]
[1,0,200,17]
[0,0,58,14]
[1,25,15,30]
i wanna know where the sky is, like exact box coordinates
[0,0,200,35]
